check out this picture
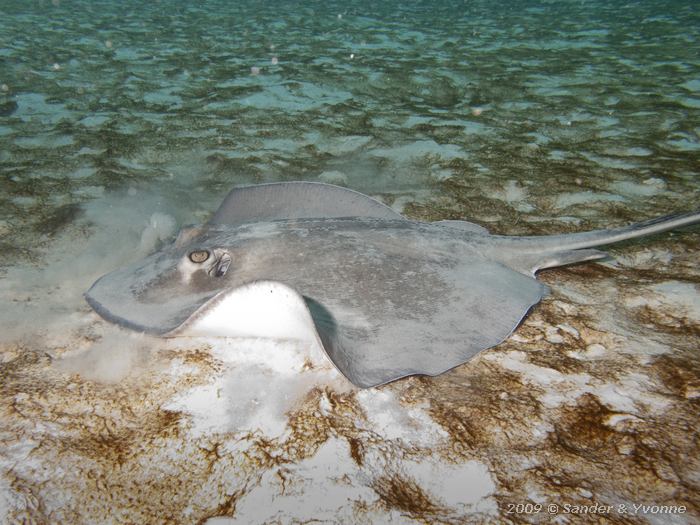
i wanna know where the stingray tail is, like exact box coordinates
[492,209,700,274]
[505,209,700,253]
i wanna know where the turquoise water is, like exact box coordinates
[1,0,699,262]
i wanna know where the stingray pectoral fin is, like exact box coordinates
[209,181,404,226]
[165,263,548,390]
[306,260,549,388]
[84,250,217,335]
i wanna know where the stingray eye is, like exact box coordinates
[189,250,210,263]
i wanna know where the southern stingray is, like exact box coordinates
[86,182,700,388]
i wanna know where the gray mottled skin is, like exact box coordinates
[85,182,700,388]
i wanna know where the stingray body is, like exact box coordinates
[86,182,700,387]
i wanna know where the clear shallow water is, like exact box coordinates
[2,0,700,257]
[1,1,699,524]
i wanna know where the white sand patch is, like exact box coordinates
[402,458,498,513]
[70,166,97,179]
[78,114,110,127]
[605,413,643,428]
[0,471,27,524]
[585,343,607,356]
[445,119,491,135]
[545,326,565,344]
[486,351,671,413]
[54,329,152,383]
[404,115,432,127]
[625,281,700,323]
[509,333,530,343]
[651,282,700,321]
[355,389,448,447]
[317,170,348,186]
[490,351,574,386]
[143,89,183,107]
[602,247,673,269]
[1,397,46,517]
[0,473,9,524]
[207,437,380,524]
[664,132,700,151]
[112,46,146,60]
[489,180,535,212]
[240,83,352,111]
[259,137,304,153]
[13,92,73,125]
[431,168,453,181]
[557,324,580,338]
[609,177,667,197]
[603,146,653,157]
[553,191,625,209]
[312,134,372,155]
[164,338,343,439]
[206,337,331,371]
[675,96,700,109]
[14,134,74,148]
[0,437,41,520]
[568,343,608,360]
[681,79,700,92]
[548,149,572,160]
[582,153,641,172]
[206,435,497,524]
[604,377,670,412]
[163,362,300,439]
[370,140,467,163]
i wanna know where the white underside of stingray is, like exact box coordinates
[171,281,320,343]
[85,181,700,388]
